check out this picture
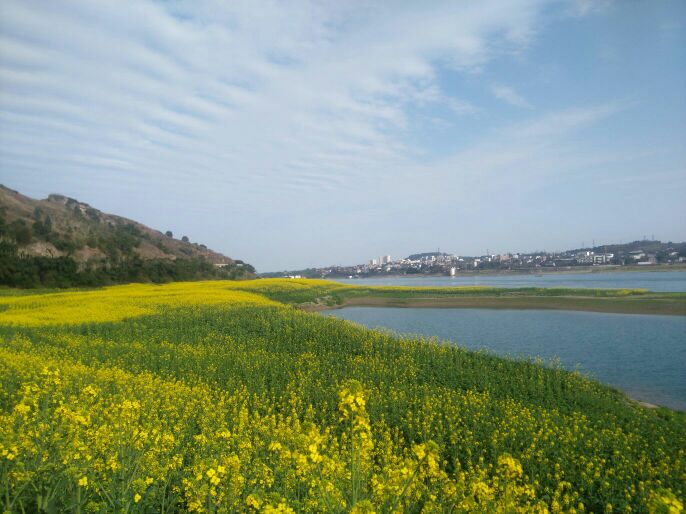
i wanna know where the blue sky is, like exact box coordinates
[1,0,684,271]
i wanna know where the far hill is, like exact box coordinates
[0,185,254,287]
[568,240,686,257]
[406,251,450,261]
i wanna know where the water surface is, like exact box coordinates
[326,307,686,411]
[335,270,686,292]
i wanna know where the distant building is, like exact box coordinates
[369,259,378,266]
[449,267,456,276]
[576,251,595,264]
[593,253,614,264]
[381,255,392,264]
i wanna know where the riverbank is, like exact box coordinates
[313,294,686,316]
[324,305,686,411]
[293,284,686,316]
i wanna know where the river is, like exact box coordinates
[334,270,686,292]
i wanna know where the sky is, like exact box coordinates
[0,0,685,272]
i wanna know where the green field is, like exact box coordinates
[0,280,684,513]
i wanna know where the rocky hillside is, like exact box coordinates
[0,185,254,288]
[0,185,240,266]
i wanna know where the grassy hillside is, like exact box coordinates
[0,185,234,264]
[0,185,254,287]
[0,280,684,513]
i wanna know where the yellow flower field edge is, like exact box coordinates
[0,282,280,326]
[0,280,684,513]
[1,278,683,325]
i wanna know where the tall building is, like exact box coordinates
[381,255,392,264]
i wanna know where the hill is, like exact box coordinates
[406,251,449,261]
[0,185,254,287]
[569,239,686,258]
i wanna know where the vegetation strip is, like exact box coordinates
[271,282,686,316]
[318,294,686,316]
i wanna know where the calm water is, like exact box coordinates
[326,307,686,411]
[335,270,686,292]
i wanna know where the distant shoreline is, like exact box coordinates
[334,263,686,280]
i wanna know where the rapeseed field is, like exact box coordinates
[0,280,683,513]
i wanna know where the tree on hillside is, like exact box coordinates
[165,230,173,238]
[33,215,52,237]
[9,220,32,245]
[0,209,6,237]
[181,235,189,242]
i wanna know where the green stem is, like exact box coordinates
[4,468,11,512]
[7,478,32,511]
[350,415,357,506]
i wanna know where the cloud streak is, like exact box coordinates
[0,1,550,193]
[491,84,533,109]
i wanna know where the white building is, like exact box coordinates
[576,251,595,264]
[593,253,614,264]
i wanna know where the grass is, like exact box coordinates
[227,279,686,316]
[0,279,684,513]
[332,294,686,316]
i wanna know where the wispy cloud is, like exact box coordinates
[567,0,613,17]
[490,84,533,109]
[405,102,627,195]
[0,0,551,196]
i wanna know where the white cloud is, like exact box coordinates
[3,0,674,269]
[490,84,533,109]
[0,0,551,196]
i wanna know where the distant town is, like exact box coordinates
[261,239,686,279]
